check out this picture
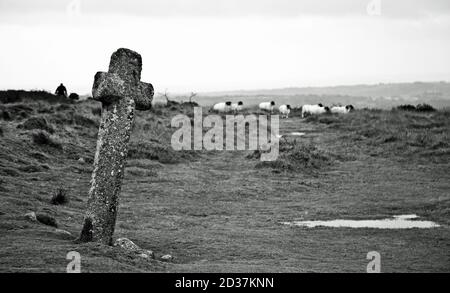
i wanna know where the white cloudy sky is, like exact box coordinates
[0,0,449,94]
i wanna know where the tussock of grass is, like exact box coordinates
[73,114,99,128]
[55,104,73,112]
[396,103,436,112]
[91,107,102,116]
[305,109,450,161]
[304,114,340,125]
[19,117,55,134]
[1,110,12,121]
[51,112,99,129]
[31,131,62,149]
[51,187,69,205]
[397,104,417,111]
[255,140,334,172]
[0,104,34,121]
[0,167,20,177]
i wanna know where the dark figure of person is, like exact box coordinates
[55,83,67,97]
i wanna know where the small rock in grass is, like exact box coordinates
[138,250,155,259]
[143,249,155,259]
[114,237,140,252]
[114,238,155,260]
[54,229,73,239]
[36,213,58,228]
[25,211,37,222]
[54,229,72,236]
[160,254,173,262]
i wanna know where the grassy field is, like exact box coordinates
[0,92,449,272]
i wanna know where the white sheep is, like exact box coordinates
[259,101,276,113]
[212,101,232,113]
[279,104,291,118]
[231,101,244,113]
[331,105,354,114]
[301,103,330,118]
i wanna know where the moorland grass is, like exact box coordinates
[304,109,450,161]
[1,92,449,272]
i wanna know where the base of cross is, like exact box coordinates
[77,218,94,243]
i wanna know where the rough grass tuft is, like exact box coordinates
[1,110,12,121]
[74,114,99,128]
[305,109,450,161]
[91,107,102,116]
[51,187,69,205]
[416,103,437,112]
[396,103,436,112]
[397,104,417,111]
[19,117,55,134]
[31,131,62,149]
[255,141,334,172]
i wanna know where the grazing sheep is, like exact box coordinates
[259,101,276,113]
[213,101,232,113]
[279,104,291,118]
[301,104,330,118]
[331,105,354,114]
[231,101,244,113]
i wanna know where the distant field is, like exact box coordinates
[0,91,449,272]
[155,82,450,109]
[177,94,450,110]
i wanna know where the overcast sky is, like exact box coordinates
[1,0,450,94]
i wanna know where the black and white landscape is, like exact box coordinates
[0,0,449,274]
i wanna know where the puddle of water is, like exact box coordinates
[393,214,418,220]
[289,132,306,136]
[282,215,440,229]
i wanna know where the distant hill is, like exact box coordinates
[203,82,450,98]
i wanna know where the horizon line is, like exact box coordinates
[1,80,449,96]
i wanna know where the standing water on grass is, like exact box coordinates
[289,132,306,136]
[282,215,440,229]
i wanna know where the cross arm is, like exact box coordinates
[134,82,153,110]
[92,72,153,110]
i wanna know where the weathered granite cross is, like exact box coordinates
[78,48,153,245]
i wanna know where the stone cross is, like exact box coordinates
[78,48,153,245]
